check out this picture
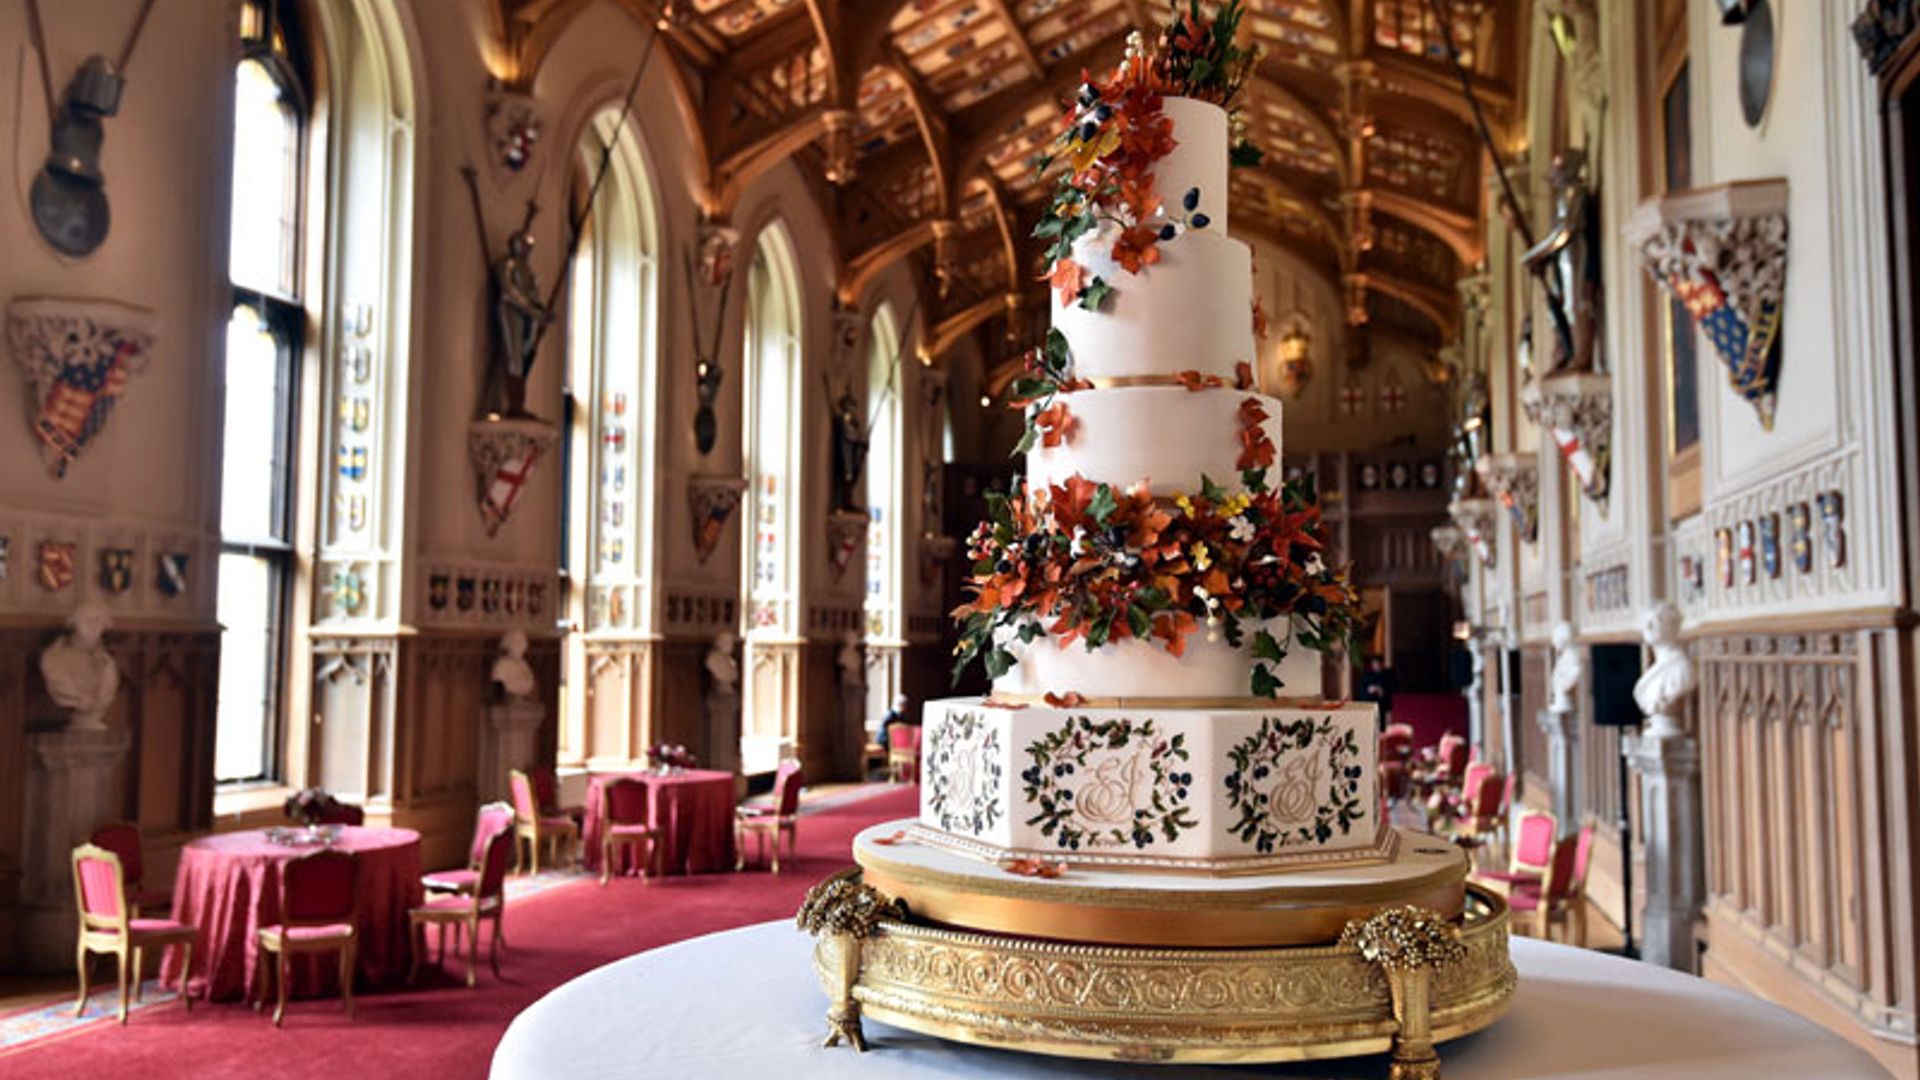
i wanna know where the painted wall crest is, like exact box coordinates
[8,297,158,478]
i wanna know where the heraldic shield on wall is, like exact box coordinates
[7,297,158,478]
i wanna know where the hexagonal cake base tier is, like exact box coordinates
[918,697,1385,873]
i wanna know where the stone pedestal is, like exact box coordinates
[1466,644,1486,757]
[705,688,741,779]
[1625,731,1705,972]
[1539,707,1580,836]
[479,700,545,804]
[20,726,132,972]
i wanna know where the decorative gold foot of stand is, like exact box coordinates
[799,871,1515,1077]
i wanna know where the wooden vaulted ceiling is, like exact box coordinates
[495,0,1522,356]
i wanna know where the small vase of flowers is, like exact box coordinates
[285,787,343,826]
[646,744,696,775]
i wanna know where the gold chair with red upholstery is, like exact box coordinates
[529,765,585,824]
[423,802,515,897]
[71,844,197,1024]
[1473,809,1557,898]
[256,848,359,1026]
[88,822,173,915]
[1510,825,1596,944]
[597,778,656,886]
[736,761,803,873]
[887,724,922,783]
[409,824,513,987]
[1449,768,1507,850]
[1379,723,1415,766]
[509,768,578,874]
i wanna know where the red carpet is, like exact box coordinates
[0,785,918,1080]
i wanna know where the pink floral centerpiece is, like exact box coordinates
[647,743,696,775]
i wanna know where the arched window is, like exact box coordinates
[863,303,902,641]
[216,0,311,783]
[215,0,417,800]
[561,107,660,765]
[742,225,803,633]
[740,223,803,773]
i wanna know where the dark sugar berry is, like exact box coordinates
[1095,104,1112,123]
[1080,121,1099,141]
[1191,212,1211,229]
[995,559,1014,575]
[1183,187,1200,211]
[1159,224,1177,241]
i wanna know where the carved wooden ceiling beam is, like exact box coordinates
[925,292,1020,361]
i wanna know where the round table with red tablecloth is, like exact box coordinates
[580,770,737,877]
[159,826,423,1002]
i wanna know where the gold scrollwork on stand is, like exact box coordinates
[802,873,1515,1074]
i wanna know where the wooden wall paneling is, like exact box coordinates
[650,639,707,759]
[1695,630,1920,1044]
[0,632,32,969]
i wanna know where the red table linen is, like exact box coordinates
[581,770,736,877]
[160,826,424,1002]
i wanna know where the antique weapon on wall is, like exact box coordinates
[24,0,158,257]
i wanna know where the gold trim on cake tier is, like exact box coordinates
[857,823,1464,948]
[985,693,1346,709]
[901,820,1400,877]
[807,875,1516,1068]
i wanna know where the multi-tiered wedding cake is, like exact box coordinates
[804,8,1512,1070]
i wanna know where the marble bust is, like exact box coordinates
[1548,620,1586,715]
[705,630,739,696]
[1633,602,1695,739]
[41,602,119,730]
[491,630,537,701]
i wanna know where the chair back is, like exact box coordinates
[530,766,560,812]
[772,761,805,817]
[1511,811,1556,872]
[1378,760,1410,800]
[508,770,540,822]
[893,725,922,753]
[1569,825,1597,892]
[281,849,359,927]
[473,802,515,865]
[1474,764,1505,814]
[89,822,145,888]
[71,844,129,931]
[476,825,515,903]
[602,777,651,826]
[1460,762,1493,801]
[1438,735,1469,779]
[1542,830,1585,902]
[1379,727,1413,764]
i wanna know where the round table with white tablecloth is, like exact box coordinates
[489,920,1890,1080]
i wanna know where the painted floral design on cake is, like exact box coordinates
[925,710,1004,836]
[1224,715,1366,852]
[1021,716,1196,851]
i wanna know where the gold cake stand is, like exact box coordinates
[799,858,1517,1077]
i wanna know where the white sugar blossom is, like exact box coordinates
[1304,553,1325,576]
[1228,515,1256,542]
[1070,526,1090,556]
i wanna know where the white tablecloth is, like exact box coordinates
[491,921,1889,1079]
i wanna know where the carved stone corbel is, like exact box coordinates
[468,416,557,538]
[687,474,747,564]
[1627,180,1789,430]
[1474,453,1539,544]
[1521,370,1612,507]
[1854,1,1920,75]
[1448,497,1499,568]
[826,510,867,579]
[1429,524,1468,564]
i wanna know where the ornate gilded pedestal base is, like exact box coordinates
[802,872,1515,1075]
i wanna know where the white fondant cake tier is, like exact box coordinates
[1154,97,1230,233]
[917,698,1381,870]
[1027,386,1282,496]
[1052,229,1254,383]
[991,616,1325,701]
